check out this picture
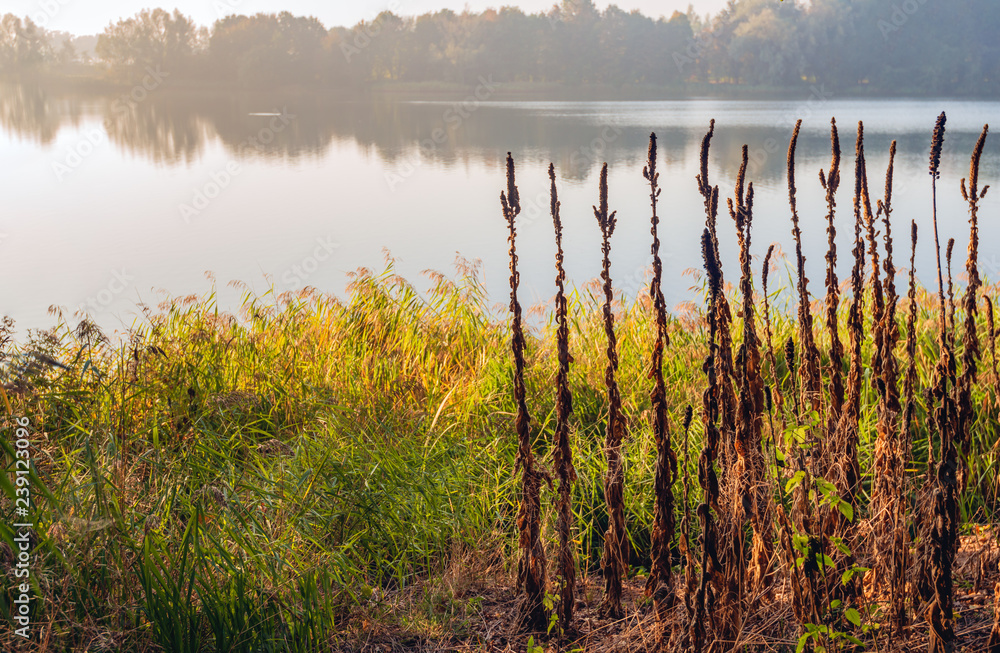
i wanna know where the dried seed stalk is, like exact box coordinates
[549,162,577,631]
[762,244,785,430]
[697,120,738,462]
[645,134,679,625]
[831,122,868,536]
[989,582,1000,653]
[674,405,698,652]
[956,125,989,457]
[692,228,726,653]
[870,141,907,636]
[787,120,823,411]
[924,113,960,653]
[821,118,845,433]
[594,163,628,619]
[502,153,549,631]
[728,145,770,594]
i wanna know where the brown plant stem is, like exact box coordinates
[594,162,628,620]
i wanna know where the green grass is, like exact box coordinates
[1,259,998,650]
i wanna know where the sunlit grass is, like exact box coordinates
[1,258,998,650]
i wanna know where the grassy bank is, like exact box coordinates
[1,255,998,651]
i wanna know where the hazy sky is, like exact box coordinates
[11,0,727,36]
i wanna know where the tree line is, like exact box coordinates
[1,0,998,95]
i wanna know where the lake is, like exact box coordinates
[1,82,998,337]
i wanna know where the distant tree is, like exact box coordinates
[96,9,198,79]
[0,15,49,71]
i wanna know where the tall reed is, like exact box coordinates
[549,162,577,631]
[501,153,548,630]
[594,162,628,619]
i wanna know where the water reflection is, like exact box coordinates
[2,81,995,185]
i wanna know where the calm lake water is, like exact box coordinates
[1,82,998,337]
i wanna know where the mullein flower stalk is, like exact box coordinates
[644,134,680,631]
[501,153,549,631]
[549,162,577,631]
[594,163,628,620]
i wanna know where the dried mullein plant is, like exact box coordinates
[728,145,770,596]
[870,140,908,637]
[549,162,577,631]
[594,162,628,619]
[923,111,960,653]
[692,228,726,653]
[501,153,549,631]
[956,125,988,458]
[697,120,738,463]
[644,134,680,629]
[787,120,823,412]
[820,118,845,440]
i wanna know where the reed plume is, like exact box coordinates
[549,162,577,631]
[501,153,549,631]
[645,134,679,628]
[594,162,628,619]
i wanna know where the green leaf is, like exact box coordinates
[845,608,861,627]
[786,470,807,494]
[838,500,854,521]
[830,599,842,609]
[845,634,864,646]
[796,633,811,653]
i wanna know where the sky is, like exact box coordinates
[10,0,728,36]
